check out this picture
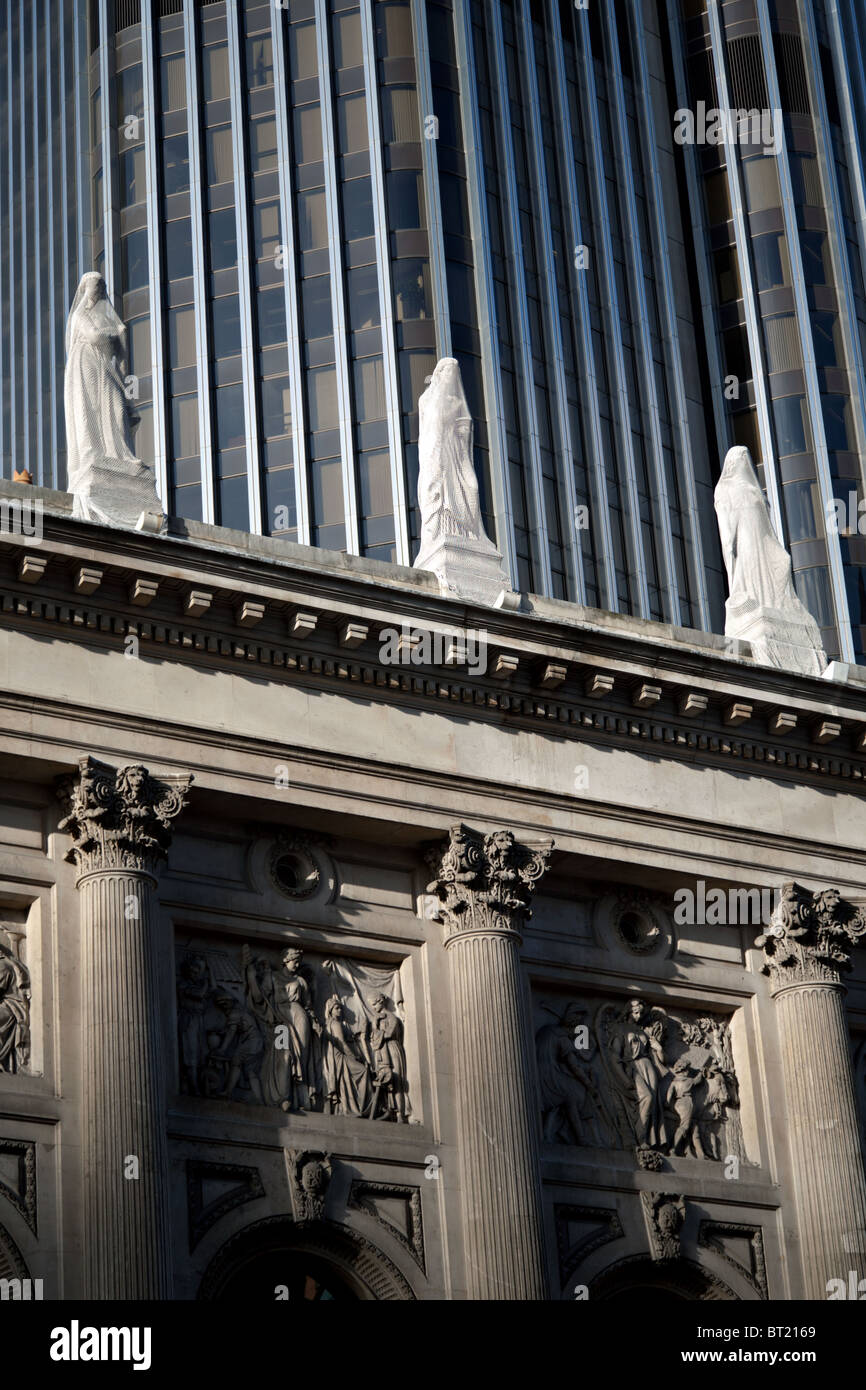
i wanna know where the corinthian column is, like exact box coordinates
[756,882,866,1297]
[427,825,552,1300]
[58,756,191,1299]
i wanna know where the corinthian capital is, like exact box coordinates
[425,824,552,940]
[57,755,192,876]
[755,881,866,990]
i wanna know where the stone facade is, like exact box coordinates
[1,481,866,1300]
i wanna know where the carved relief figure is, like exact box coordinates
[669,1058,706,1159]
[321,996,374,1117]
[177,953,213,1096]
[540,994,745,1166]
[64,272,164,528]
[535,1003,624,1148]
[208,993,264,1103]
[608,998,669,1151]
[0,944,30,1074]
[366,993,409,1123]
[243,945,319,1112]
[176,939,409,1121]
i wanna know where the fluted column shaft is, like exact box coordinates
[758,882,866,1298]
[772,979,866,1298]
[446,924,548,1299]
[58,756,191,1300]
[79,868,172,1299]
[428,824,552,1300]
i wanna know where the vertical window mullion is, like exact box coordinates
[183,0,215,523]
[272,3,311,544]
[226,0,262,532]
[314,0,359,554]
[141,0,168,505]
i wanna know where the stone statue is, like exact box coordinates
[714,445,826,675]
[287,1150,333,1223]
[243,944,320,1112]
[0,943,30,1074]
[64,271,164,530]
[366,992,409,1122]
[413,358,513,606]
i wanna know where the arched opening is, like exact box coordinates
[589,1255,738,1301]
[198,1217,416,1302]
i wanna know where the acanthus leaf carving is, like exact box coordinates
[426,823,552,940]
[755,881,866,990]
[57,755,192,875]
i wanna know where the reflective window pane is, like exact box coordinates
[289,22,318,81]
[302,276,333,339]
[294,105,323,164]
[308,368,339,431]
[204,44,230,102]
[169,306,196,368]
[341,178,374,239]
[165,218,193,280]
[333,11,363,68]
[161,53,186,112]
[381,86,419,143]
[247,34,274,88]
[393,259,431,321]
[162,133,190,195]
[254,200,282,261]
[347,263,380,331]
[258,288,287,348]
[212,295,242,356]
[207,126,234,185]
[172,394,199,458]
[216,383,246,450]
[122,229,149,292]
[261,376,291,437]
[386,169,423,229]
[338,94,368,153]
[209,207,238,271]
[117,65,144,121]
[251,116,278,173]
[298,190,327,250]
[119,145,146,208]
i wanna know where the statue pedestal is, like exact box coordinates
[414,534,513,608]
[71,461,165,532]
[724,596,827,676]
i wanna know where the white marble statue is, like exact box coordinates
[413,357,513,606]
[714,444,827,675]
[64,271,164,529]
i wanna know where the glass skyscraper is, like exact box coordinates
[3,0,866,660]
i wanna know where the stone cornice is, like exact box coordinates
[3,492,866,790]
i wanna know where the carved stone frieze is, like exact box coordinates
[755,881,866,990]
[176,937,410,1121]
[287,1150,333,1223]
[0,927,31,1076]
[425,823,552,940]
[535,995,745,1165]
[642,1191,686,1262]
[57,755,192,875]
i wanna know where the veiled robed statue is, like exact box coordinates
[412,357,514,606]
[64,271,165,530]
[714,444,827,676]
